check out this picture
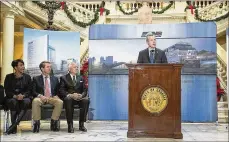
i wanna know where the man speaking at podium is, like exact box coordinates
[137,33,167,63]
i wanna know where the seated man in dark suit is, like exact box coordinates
[4,59,32,135]
[32,61,63,133]
[137,32,168,63]
[0,85,4,106]
[59,62,89,133]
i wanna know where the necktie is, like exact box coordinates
[73,76,76,86]
[150,50,155,63]
[45,77,51,98]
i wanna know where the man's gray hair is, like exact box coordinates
[146,32,156,42]
[68,62,79,71]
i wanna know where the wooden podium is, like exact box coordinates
[126,64,183,139]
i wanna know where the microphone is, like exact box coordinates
[150,50,155,54]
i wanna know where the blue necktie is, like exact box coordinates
[150,50,154,63]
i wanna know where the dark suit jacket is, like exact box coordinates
[59,74,87,99]
[4,73,32,99]
[32,75,59,98]
[137,48,168,63]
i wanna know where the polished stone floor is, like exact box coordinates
[0,120,228,141]
[0,112,228,141]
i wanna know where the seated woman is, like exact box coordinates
[4,59,32,135]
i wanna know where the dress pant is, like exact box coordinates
[5,98,31,134]
[64,96,90,122]
[6,98,31,113]
[32,97,63,120]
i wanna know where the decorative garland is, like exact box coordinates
[64,3,110,28]
[194,9,229,22]
[184,1,229,22]
[116,1,138,15]
[32,1,110,28]
[32,1,61,10]
[116,1,174,15]
[152,1,173,14]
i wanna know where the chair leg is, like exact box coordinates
[31,119,33,128]
[4,110,10,133]
[31,112,33,128]
[3,111,6,133]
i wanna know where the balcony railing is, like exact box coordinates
[187,1,217,9]
[76,2,101,12]
[116,1,174,14]
[217,54,227,89]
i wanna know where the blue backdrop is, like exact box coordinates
[88,23,217,122]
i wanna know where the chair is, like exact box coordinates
[31,103,80,130]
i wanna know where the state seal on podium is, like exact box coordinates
[141,86,168,115]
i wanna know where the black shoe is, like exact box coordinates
[11,126,17,134]
[79,122,87,132]
[37,121,40,133]
[67,121,74,133]
[4,111,18,135]
[4,125,17,135]
[53,120,60,132]
[50,119,55,131]
[33,120,40,133]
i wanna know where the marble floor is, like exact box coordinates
[0,120,228,141]
[0,111,228,141]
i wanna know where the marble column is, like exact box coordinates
[1,10,15,85]
[226,28,229,110]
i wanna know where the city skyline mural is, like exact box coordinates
[89,38,216,75]
[23,28,80,78]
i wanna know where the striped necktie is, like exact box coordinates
[73,76,77,86]
[45,77,51,97]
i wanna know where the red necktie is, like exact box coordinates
[45,77,51,98]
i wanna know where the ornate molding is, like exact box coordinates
[217,18,229,35]
[2,10,16,19]
[22,1,88,39]
[195,1,229,22]
[137,2,152,24]
[217,57,227,88]
[1,1,26,17]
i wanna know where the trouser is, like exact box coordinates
[6,98,31,113]
[32,97,63,120]
[5,98,31,133]
[64,96,90,122]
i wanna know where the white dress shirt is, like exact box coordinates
[70,74,77,82]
